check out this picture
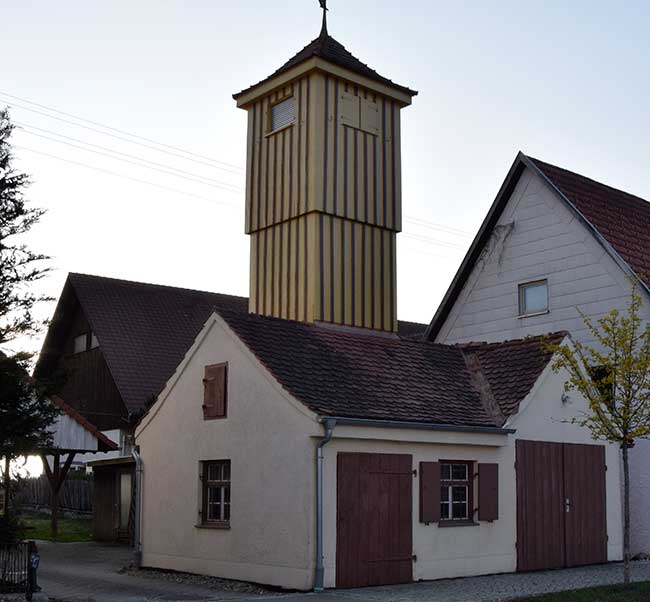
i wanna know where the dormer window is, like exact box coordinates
[90,332,99,349]
[268,96,294,133]
[518,279,548,317]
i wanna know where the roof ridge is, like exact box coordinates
[68,272,247,301]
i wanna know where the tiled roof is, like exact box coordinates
[459,332,567,419]
[234,28,417,100]
[219,307,563,427]
[531,158,650,287]
[41,274,426,416]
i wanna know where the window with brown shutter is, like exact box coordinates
[203,363,228,420]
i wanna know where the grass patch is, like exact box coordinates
[516,581,650,601]
[20,512,92,543]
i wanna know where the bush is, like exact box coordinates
[0,513,25,544]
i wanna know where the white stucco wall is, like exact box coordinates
[435,166,649,554]
[135,314,321,590]
[320,360,622,587]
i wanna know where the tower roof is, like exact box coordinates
[233,28,418,101]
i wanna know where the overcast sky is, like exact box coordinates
[4,0,650,356]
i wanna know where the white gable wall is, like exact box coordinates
[435,166,650,555]
[135,315,321,590]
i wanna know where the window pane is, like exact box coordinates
[440,464,451,481]
[73,334,87,354]
[451,464,467,481]
[224,502,230,521]
[207,486,221,520]
[440,503,450,520]
[440,486,449,502]
[452,502,468,519]
[271,98,294,131]
[520,281,548,314]
[222,462,230,481]
[90,332,99,349]
[452,486,467,502]
[208,464,220,481]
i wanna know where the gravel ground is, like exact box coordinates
[124,567,283,596]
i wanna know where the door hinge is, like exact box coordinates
[412,554,417,562]
[412,469,417,477]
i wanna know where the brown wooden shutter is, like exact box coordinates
[203,363,228,419]
[419,461,440,523]
[478,463,498,521]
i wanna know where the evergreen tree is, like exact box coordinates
[0,107,58,520]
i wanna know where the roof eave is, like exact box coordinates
[234,56,416,109]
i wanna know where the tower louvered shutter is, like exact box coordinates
[203,363,228,419]
[270,97,294,131]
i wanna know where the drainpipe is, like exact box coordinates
[132,447,144,568]
[314,417,336,593]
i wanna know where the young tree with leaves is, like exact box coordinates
[0,107,58,524]
[548,286,650,585]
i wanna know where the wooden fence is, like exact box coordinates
[15,475,93,514]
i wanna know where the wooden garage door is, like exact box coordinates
[336,453,413,588]
[516,440,607,572]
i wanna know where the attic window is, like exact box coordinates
[73,334,87,354]
[90,332,99,349]
[518,280,548,317]
[269,97,294,133]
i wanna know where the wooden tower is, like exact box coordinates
[233,17,417,332]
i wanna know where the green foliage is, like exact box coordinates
[0,513,25,544]
[21,512,92,543]
[548,286,650,446]
[0,352,59,457]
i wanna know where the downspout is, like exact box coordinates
[314,418,336,592]
[132,447,144,568]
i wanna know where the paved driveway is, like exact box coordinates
[35,541,650,602]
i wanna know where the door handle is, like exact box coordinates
[565,498,571,513]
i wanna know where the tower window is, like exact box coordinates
[269,97,294,132]
[518,279,549,316]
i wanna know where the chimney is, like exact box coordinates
[233,23,416,332]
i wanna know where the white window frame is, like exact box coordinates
[518,279,549,317]
[440,462,472,522]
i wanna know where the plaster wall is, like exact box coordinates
[135,315,320,590]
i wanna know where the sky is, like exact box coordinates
[3,0,650,357]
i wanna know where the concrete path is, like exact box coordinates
[34,540,650,602]
[36,541,277,602]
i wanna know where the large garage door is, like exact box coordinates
[336,453,413,588]
[516,440,607,572]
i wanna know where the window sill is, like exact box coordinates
[264,122,294,138]
[195,522,230,530]
[438,520,479,528]
[518,310,549,319]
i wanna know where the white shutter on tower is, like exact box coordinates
[270,97,295,131]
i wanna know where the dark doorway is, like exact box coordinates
[336,452,413,588]
[516,440,607,572]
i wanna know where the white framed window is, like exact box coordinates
[202,460,231,525]
[90,332,99,349]
[440,461,472,521]
[518,279,548,316]
[73,333,87,354]
[269,97,295,133]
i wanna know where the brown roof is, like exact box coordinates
[531,158,650,287]
[459,333,566,420]
[38,274,427,417]
[233,27,417,100]
[426,152,650,340]
[219,306,563,428]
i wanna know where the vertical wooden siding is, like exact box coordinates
[249,215,397,331]
[245,72,402,331]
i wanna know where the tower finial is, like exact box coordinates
[318,0,328,36]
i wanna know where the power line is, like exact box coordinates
[403,216,473,237]
[401,232,468,250]
[0,91,244,172]
[16,121,243,189]
[3,100,244,175]
[13,145,241,209]
[17,125,243,194]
